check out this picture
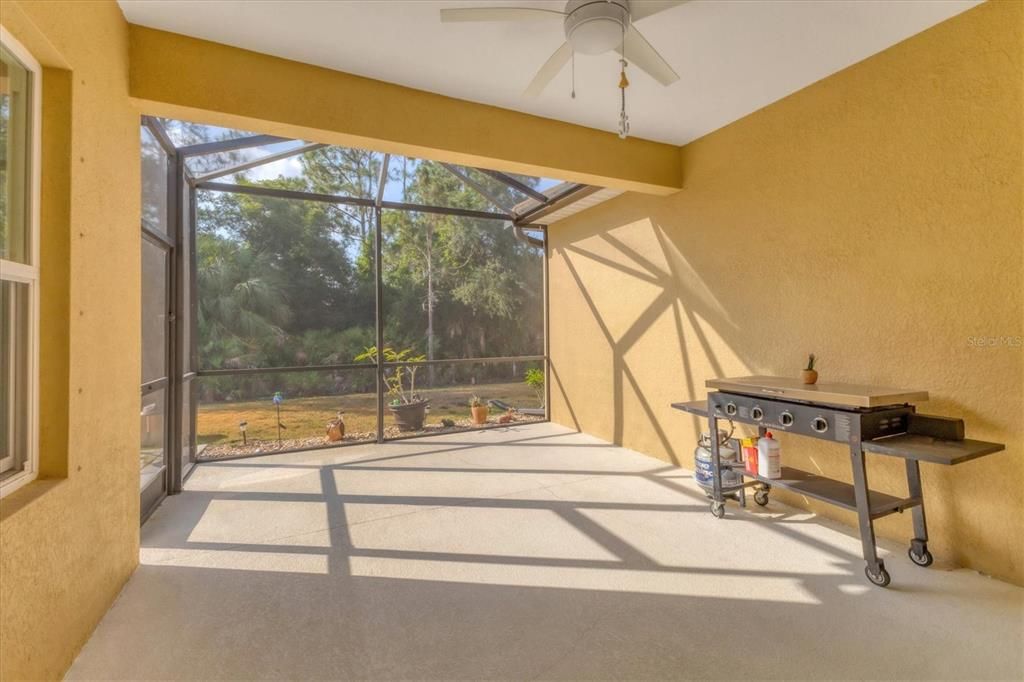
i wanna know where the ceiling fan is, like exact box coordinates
[440,1,686,138]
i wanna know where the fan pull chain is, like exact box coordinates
[571,51,576,99]
[618,23,630,139]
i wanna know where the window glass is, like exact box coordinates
[0,280,29,476]
[0,35,36,491]
[0,43,31,263]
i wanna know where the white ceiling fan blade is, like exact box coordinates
[630,1,689,21]
[440,7,564,23]
[617,25,679,86]
[523,42,573,98]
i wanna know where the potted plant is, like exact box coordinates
[469,395,489,425]
[802,353,819,385]
[356,346,429,431]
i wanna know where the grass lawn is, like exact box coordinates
[197,381,542,446]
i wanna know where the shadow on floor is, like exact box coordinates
[69,425,1023,680]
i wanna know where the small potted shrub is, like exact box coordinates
[802,353,819,385]
[469,395,489,425]
[356,346,429,431]
[524,368,545,407]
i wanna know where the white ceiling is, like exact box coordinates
[119,0,981,146]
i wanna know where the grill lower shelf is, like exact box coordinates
[725,465,920,519]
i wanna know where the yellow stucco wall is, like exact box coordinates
[128,25,682,195]
[0,2,140,679]
[0,0,1020,677]
[548,0,1023,585]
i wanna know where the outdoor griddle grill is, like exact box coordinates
[672,376,1006,587]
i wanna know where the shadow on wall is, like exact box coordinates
[548,187,1022,582]
[552,217,747,465]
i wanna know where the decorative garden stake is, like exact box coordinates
[239,420,248,446]
[326,411,345,442]
[272,391,285,443]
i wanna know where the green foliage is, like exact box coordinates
[524,368,545,406]
[382,161,542,360]
[194,141,544,397]
[196,235,290,369]
[355,346,427,404]
[469,395,484,408]
[806,353,817,371]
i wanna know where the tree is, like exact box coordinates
[194,137,545,393]
[383,161,543,366]
[300,147,382,241]
[195,234,290,369]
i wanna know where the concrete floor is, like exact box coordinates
[69,423,1022,680]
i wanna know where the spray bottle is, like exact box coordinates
[758,431,782,479]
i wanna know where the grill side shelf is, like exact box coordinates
[670,401,711,418]
[724,464,920,519]
[862,435,1004,465]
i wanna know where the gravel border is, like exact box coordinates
[197,413,544,460]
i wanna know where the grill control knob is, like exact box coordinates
[812,417,829,433]
[725,402,738,416]
[779,411,794,427]
[751,406,764,421]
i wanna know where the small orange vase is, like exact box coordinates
[801,369,819,385]
[471,406,489,425]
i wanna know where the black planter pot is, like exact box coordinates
[389,400,429,432]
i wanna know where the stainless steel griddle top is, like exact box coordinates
[705,376,929,408]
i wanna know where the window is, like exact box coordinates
[0,28,41,496]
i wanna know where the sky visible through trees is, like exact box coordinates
[168,120,549,403]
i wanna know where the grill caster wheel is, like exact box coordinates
[865,564,891,587]
[753,490,769,506]
[908,547,934,567]
[710,501,726,519]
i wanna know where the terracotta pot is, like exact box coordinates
[471,405,489,425]
[325,420,345,442]
[389,400,429,432]
[801,369,819,385]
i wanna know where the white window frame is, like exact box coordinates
[0,26,42,497]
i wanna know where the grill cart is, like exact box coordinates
[673,376,1005,587]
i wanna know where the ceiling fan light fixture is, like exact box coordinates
[564,0,630,55]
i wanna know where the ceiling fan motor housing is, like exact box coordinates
[564,0,631,55]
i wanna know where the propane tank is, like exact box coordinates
[694,430,740,491]
[758,431,782,479]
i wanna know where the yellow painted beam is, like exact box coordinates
[128,25,682,195]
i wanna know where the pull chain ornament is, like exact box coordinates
[617,20,630,140]
[618,58,630,139]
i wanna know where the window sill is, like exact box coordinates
[0,476,64,522]
[0,468,37,496]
